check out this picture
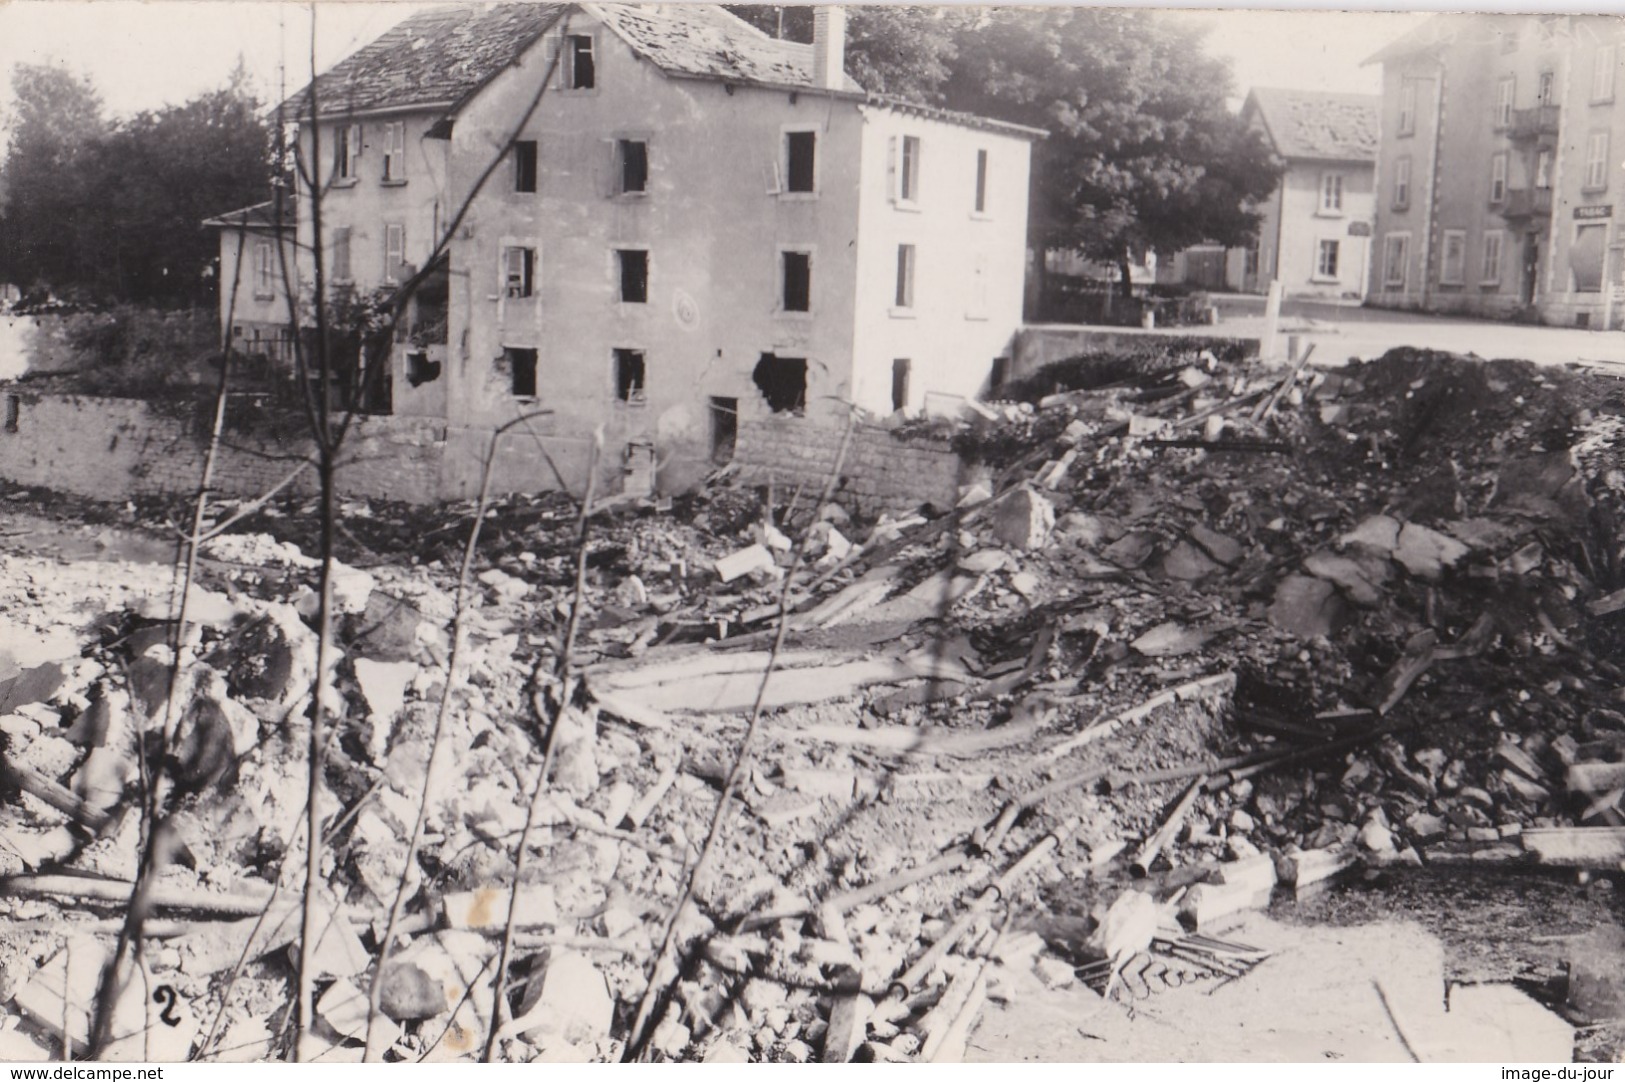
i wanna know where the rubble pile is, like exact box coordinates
[0,345,1622,1062]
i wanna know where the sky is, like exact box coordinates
[0,0,1589,125]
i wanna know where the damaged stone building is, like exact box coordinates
[213,2,1040,499]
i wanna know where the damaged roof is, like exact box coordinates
[201,200,294,231]
[285,3,566,119]
[1245,87,1380,163]
[590,3,863,94]
[283,1,859,120]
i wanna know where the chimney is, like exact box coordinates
[812,7,847,92]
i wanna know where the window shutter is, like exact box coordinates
[763,152,781,195]
[886,136,898,203]
[603,138,617,198]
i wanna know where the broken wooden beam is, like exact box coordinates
[1568,762,1625,795]
[1275,845,1357,897]
[1522,826,1625,869]
[1,762,112,832]
[1131,775,1207,878]
[1177,855,1278,932]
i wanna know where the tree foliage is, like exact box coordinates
[0,65,108,296]
[725,4,964,102]
[0,62,273,306]
[944,9,1282,291]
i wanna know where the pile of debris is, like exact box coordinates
[0,343,1621,1062]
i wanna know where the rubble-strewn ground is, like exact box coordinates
[1,344,1623,1063]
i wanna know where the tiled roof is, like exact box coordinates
[285,4,566,119]
[1245,87,1380,163]
[284,2,862,120]
[864,96,1048,140]
[592,3,863,94]
[201,200,294,230]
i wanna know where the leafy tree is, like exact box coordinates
[0,64,108,296]
[725,4,964,102]
[0,60,272,306]
[96,62,274,305]
[945,8,1282,297]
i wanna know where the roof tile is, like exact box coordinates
[1246,87,1380,163]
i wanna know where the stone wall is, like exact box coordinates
[0,391,445,504]
[732,413,977,517]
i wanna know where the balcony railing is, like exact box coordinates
[1509,104,1561,140]
[1500,187,1554,218]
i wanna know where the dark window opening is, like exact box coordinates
[514,140,538,193]
[617,249,648,303]
[507,347,538,397]
[5,394,18,433]
[782,251,811,312]
[406,351,441,387]
[614,347,646,403]
[752,353,807,414]
[619,139,648,194]
[974,149,988,213]
[786,130,816,193]
[505,246,536,298]
[569,35,595,89]
[891,358,910,413]
[900,135,921,201]
[710,396,738,464]
[895,243,916,308]
[990,356,1010,392]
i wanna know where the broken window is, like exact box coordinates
[406,350,441,387]
[899,135,921,203]
[618,139,648,194]
[514,140,538,193]
[568,34,595,89]
[382,121,406,183]
[1489,153,1508,204]
[617,249,648,303]
[891,358,910,413]
[785,130,816,193]
[614,348,646,404]
[709,396,737,464]
[752,353,806,414]
[781,250,811,312]
[332,227,352,281]
[507,346,538,397]
[334,123,360,182]
[974,148,988,213]
[1393,156,1411,209]
[894,243,916,308]
[384,223,406,284]
[504,246,535,298]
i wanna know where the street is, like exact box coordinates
[1210,294,1625,372]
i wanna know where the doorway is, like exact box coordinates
[709,396,737,464]
[1522,233,1541,306]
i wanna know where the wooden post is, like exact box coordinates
[1260,280,1284,363]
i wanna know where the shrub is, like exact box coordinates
[24,305,218,397]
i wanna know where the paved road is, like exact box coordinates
[1208,295,1625,372]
